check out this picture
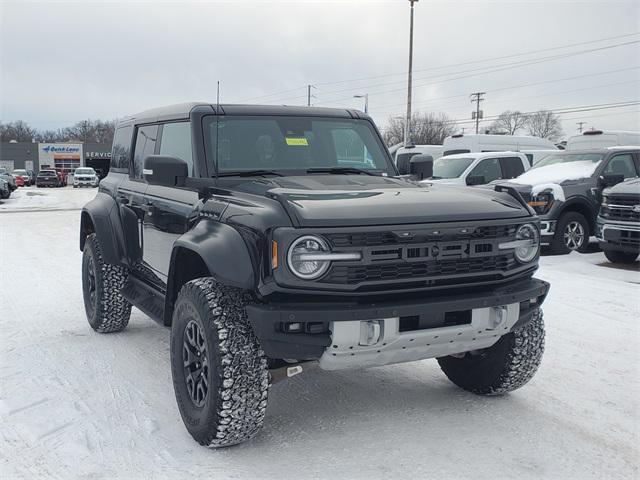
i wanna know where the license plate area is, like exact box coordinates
[398,309,472,332]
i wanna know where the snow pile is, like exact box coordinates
[512,160,600,186]
[0,186,97,212]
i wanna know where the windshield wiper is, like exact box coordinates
[217,170,284,177]
[306,167,378,176]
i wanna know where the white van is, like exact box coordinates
[395,145,444,174]
[442,134,557,157]
[420,151,530,186]
[566,130,640,150]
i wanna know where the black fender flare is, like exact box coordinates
[80,192,127,266]
[164,219,256,322]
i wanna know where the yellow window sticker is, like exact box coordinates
[285,137,308,146]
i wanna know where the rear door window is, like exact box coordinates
[111,125,134,172]
[500,157,526,179]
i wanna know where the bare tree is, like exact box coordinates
[383,111,457,146]
[0,121,37,142]
[489,110,528,135]
[526,110,563,140]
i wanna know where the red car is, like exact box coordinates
[14,175,25,187]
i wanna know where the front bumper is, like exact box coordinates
[596,217,640,253]
[248,278,549,367]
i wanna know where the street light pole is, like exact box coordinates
[353,94,369,114]
[404,0,418,146]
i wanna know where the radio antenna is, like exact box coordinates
[216,81,220,107]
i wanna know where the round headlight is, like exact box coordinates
[514,223,540,263]
[287,235,331,280]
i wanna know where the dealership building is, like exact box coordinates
[0,142,111,176]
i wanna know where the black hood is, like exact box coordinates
[233,175,530,227]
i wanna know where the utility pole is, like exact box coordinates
[404,0,418,146]
[307,85,316,106]
[576,121,586,133]
[470,92,485,134]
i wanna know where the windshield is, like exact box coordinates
[532,152,604,169]
[432,157,475,179]
[40,171,56,176]
[75,168,95,175]
[205,116,393,176]
[13,170,27,175]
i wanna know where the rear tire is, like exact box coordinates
[82,233,132,333]
[550,212,590,255]
[170,277,269,448]
[604,249,639,264]
[437,309,545,395]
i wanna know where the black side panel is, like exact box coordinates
[80,192,127,266]
[170,219,256,289]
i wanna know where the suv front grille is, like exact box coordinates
[318,223,525,288]
[602,195,640,222]
[324,254,516,284]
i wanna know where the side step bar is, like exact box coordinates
[121,275,165,324]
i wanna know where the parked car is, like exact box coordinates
[395,144,444,174]
[520,150,557,166]
[36,169,62,187]
[73,167,100,188]
[420,151,529,186]
[0,178,10,199]
[80,102,550,448]
[596,177,640,264]
[12,169,32,186]
[27,170,37,185]
[504,147,640,254]
[566,130,640,150]
[0,167,17,191]
[442,134,557,156]
[13,175,25,187]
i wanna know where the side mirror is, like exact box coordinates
[409,154,433,180]
[466,175,486,186]
[599,174,624,188]
[143,155,188,187]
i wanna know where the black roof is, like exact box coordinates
[119,102,363,126]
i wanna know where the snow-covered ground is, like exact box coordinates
[1,190,638,480]
[0,185,97,212]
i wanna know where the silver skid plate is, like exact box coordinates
[319,303,520,371]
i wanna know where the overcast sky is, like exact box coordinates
[1,0,639,139]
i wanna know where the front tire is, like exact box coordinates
[437,309,545,395]
[170,278,269,448]
[550,212,590,254]
[82,233,132,333]
[604,249,639,264]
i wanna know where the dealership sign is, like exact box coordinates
[85,151,111,159]
[39,143,83,164]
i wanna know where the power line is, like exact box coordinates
[314,31,640,87]
[371,73,639,116]
[314,40,640,106]
[244,34,640,105]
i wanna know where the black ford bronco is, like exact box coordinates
[80,103,549,447]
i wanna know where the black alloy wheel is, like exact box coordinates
[182,320,210,408]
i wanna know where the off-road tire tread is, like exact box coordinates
[438,309,545,395]
[173,277,269,448]
[84,233,131,333]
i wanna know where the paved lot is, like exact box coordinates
[1,189,638,479]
